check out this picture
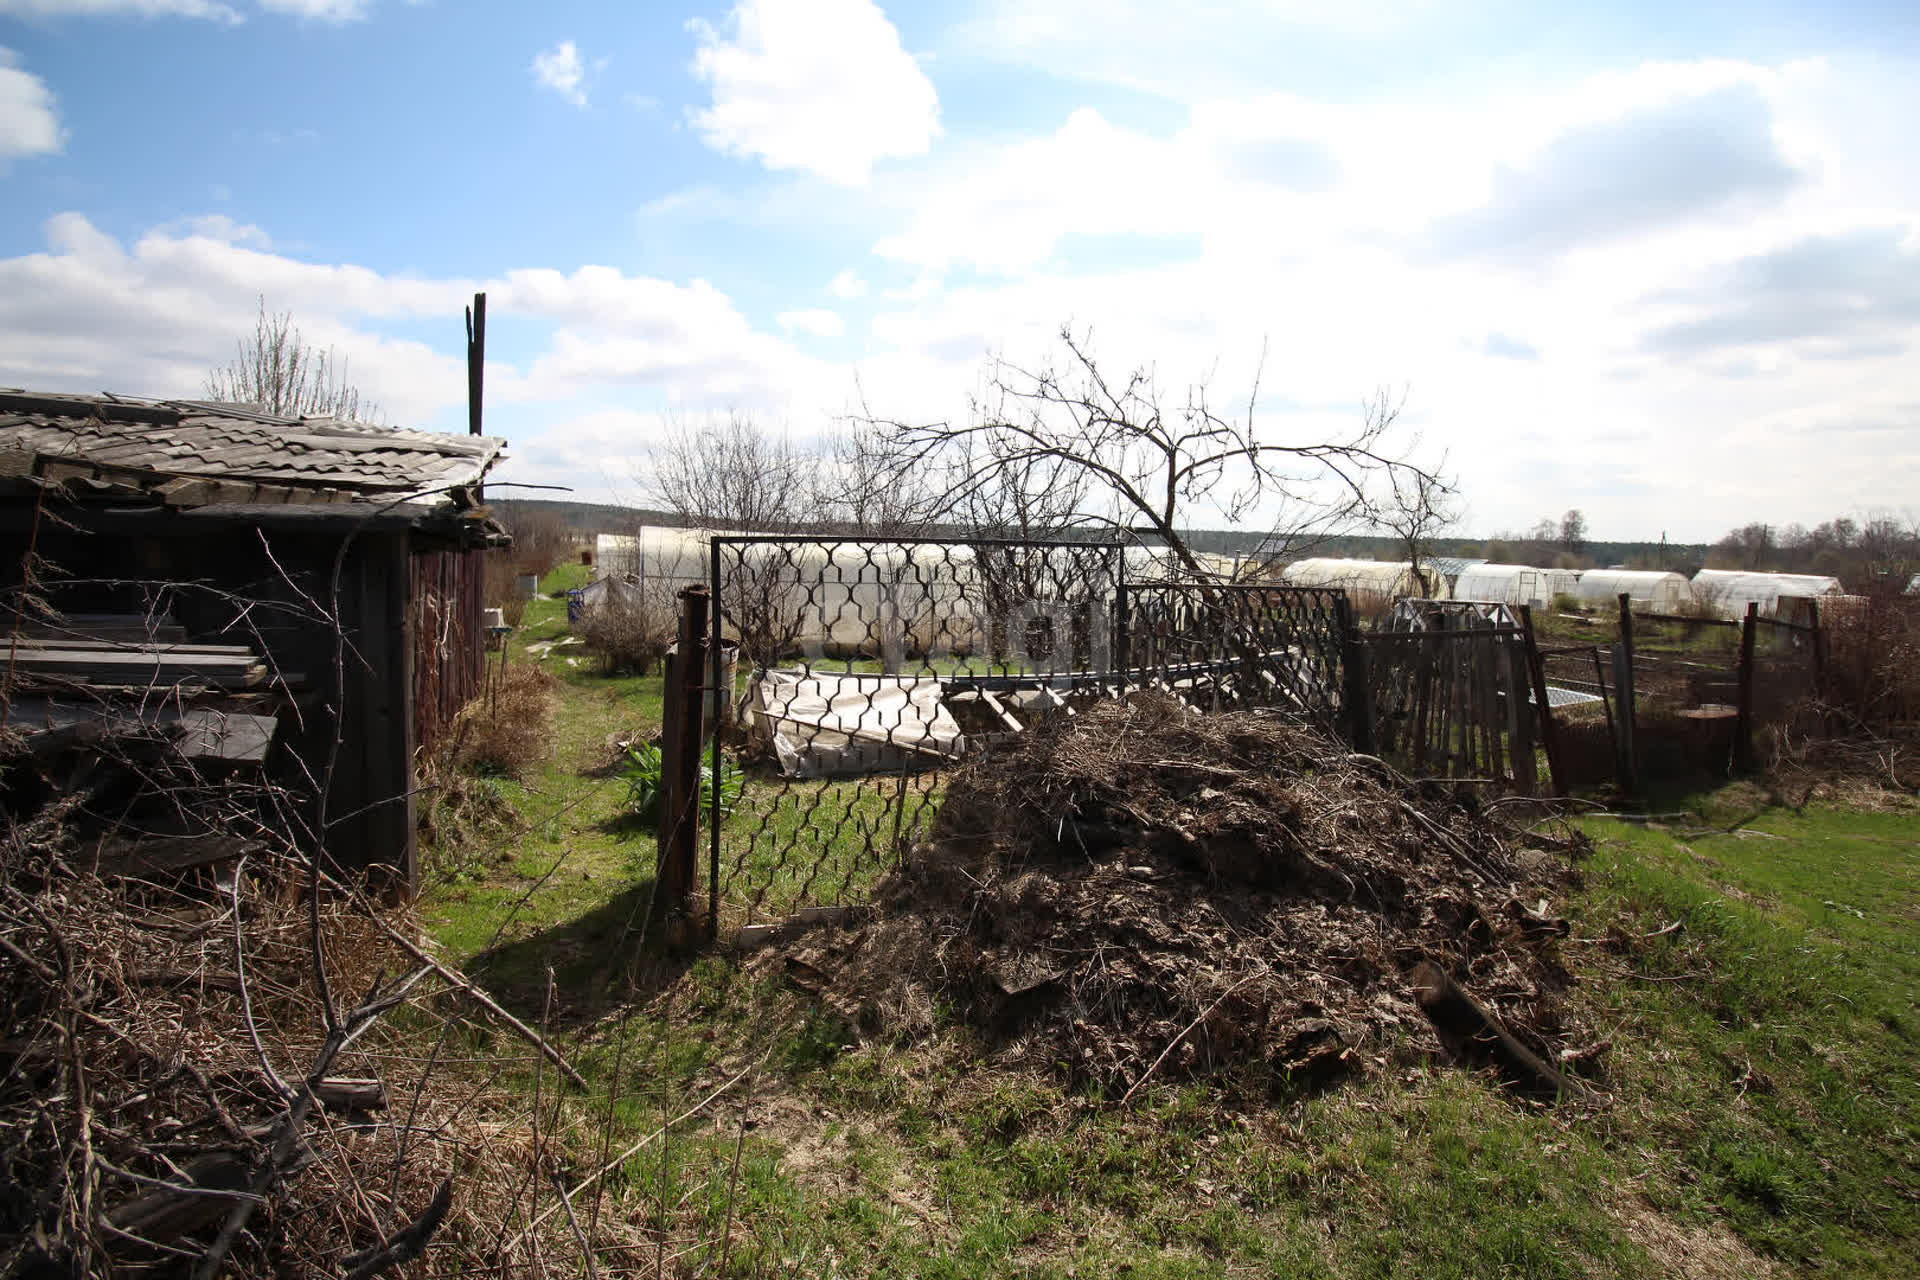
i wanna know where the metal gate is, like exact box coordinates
[1122,583,1351,726]
[706,536,1125,928]
[1357,599,1548,791]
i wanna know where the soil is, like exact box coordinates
[780,693,1591,1095]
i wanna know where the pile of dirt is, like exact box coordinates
[787,693,1590,1096]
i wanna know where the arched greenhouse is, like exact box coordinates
[1691,569,1843,620]
[1572,569,1695,612]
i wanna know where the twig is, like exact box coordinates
[340,1179,452,1280]
[371,920,588,1091]
[191,968,431,1280]
[501,1060,758,1255]
[1121,971,1265,1107]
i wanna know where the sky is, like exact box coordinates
[1,0,1918,543]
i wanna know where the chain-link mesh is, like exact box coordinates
[1122,583,1349,725]
[708,536,1124,927]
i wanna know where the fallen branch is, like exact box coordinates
[341,1178,452,1280]
[1409,961,1587,1102]
[372,922,589,1092]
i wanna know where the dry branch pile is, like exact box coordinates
[0,735,623,1278]
[791,694,1589,1096]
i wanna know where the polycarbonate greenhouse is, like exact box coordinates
[1572,569,1695,612]
[1278,558,1451,610]
[1452,564,1569,609]
[1691,569,1844,620]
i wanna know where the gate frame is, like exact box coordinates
[704,532,1129,937]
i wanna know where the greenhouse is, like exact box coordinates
[1452,564,1565,609]
[1278,558,1451,610]
[1572,569,1695,612]
[1691,569,1843,620]
[591,529,1157,662]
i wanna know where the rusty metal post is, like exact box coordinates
[1613,593,1637,794]
[1734,600,1758,773]
[1517,605,1565,796]
[654,584,710,943]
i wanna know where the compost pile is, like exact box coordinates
[792,693,1586,1093]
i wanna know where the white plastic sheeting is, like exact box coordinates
[1278,558,1451,608]
[1691,569,1843,620]
[750,670,964,777]
[1573,569,1695,612]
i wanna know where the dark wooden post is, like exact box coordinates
[465,292,486,437]
[1517,605,1566,796]
[1342,630,1377,756]
[1613,593,1637,794]
[1806,599,1830,738]
[1733,600,1758,773]
[654,584,710,942]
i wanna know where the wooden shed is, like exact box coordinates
[0,389,508,890]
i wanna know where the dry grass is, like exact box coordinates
[447,663,557,779]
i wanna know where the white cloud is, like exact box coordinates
[256,0,368,18]
[0,212,839,446]
[0,0,242,19]
[826,268,866,299]
[689,0,940,185]
[532,39,589,107]
[0,48,63,163]
[0,0,371,19]
[950,0,1441,101]
[777,308,843,338]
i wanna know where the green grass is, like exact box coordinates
[417,600,1920,1276]
[1566,792,1920,1274]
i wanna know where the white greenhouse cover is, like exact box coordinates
[1573,570,1695,612]
[1452,564,1556,608]
[1691,570,1843,619]
[1278,558,1452,603]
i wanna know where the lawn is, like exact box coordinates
[415,578,1920,1276]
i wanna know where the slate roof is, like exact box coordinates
[0,389,505,510]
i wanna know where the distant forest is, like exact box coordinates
[489,498,1913,586]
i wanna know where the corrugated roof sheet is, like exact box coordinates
[0,388,504,508]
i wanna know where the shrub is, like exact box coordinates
[1820,586,1920,733]
[617,740,744,827]
[481,548,529,626]
[446,663,555,778]
[577,596,676,676]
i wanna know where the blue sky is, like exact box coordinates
[2,0,1918,541]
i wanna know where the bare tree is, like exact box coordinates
[1371,455,1459,597]
[205,297,380,421]
[816,419,938,537]
[637,412,820,667]
[643,411,811,533]
[1559,508,1587,557]
[859,326,1419,579]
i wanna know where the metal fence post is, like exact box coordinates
[709,536,725,940]
[1734,600,1758,773]
[1613,593,1637,794]
[654,583,709,945]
